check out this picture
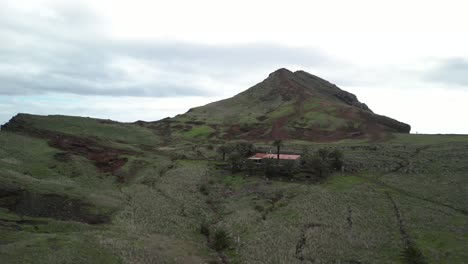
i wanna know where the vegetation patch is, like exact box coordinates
[326,175,366,191]
[1,110,467,263]
[181,125,215,139]
[0,189,111,225]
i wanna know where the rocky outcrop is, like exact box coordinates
[334,90,373,112]
[360,111,411,133]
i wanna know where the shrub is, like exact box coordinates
[254,205,264,212]
[231,141,254,157]
[239,123,253,132]
[400,244,427,264]
[200,222,210,238]
[245,159,256,175]
[262,158,278,178]
[282,160,298,179]
[329,149,344,170]
[217,145,232,161]
[199,184,209,195]
[302,147,345,181]
[227,151,247,172]
[318,148,330,161]
[212,228,231,251]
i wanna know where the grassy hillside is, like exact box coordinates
[1,114,467,263]
[164,69,410,142]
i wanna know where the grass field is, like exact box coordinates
[1,114,467,263]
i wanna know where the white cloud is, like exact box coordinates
[0,0,467,133]
[0,94,224,125]
[347,86,468,134]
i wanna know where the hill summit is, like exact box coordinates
[165,68,410,141]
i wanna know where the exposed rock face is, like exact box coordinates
[360,111,411,133]
[334,90,372,112]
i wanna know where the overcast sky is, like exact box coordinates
[1,0,468,133]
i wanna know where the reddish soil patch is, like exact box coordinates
[245,126,269,140]
[222,125,242,140]
[48,134,137,174]
[270,115,290,139]
[221,124,269,140]
[1,117,137,175]
[337,107,358,120]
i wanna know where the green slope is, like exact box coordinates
[160,68,411,143]
[1,113,467,263]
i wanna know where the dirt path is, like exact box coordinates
[294,223,321,262]
[385,191,411,247]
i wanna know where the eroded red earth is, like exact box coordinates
[49,134,137,174]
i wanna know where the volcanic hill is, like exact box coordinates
[149,68,410,142]
[1,70,468,264]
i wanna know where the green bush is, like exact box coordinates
[318,148,330,161]
[200,222,210,238]
[228,152,244,172]
[217,145,232,161]
[231,141,254,157]
[309,156,330,180]
[282,160,298,179]
[400,244,427,264]
[329,149,344,170]
[262,158,278,178]
[245,159,256,175]
[212,228,231,251]
[199,184,209,195]
[302,147,344,181]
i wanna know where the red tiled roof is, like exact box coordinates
[248,153,301,160]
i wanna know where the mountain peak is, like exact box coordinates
[268,68,294,78]
[170,68,411,141]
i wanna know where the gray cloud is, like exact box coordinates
[0,2,331,97]
[426,58,468,87]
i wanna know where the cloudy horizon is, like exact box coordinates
[1,0,468,134]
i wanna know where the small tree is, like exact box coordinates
[282,160,297,179]
[329,149,344,170]
[232,141,254,157]
[308,156,330,180]
[301,147,345,182]
[245,159,256,176]
[227,151,244,172]
[318,148,329,161]
[272,139,284,164]
[217,144,231,161]
[262,158,277,178]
